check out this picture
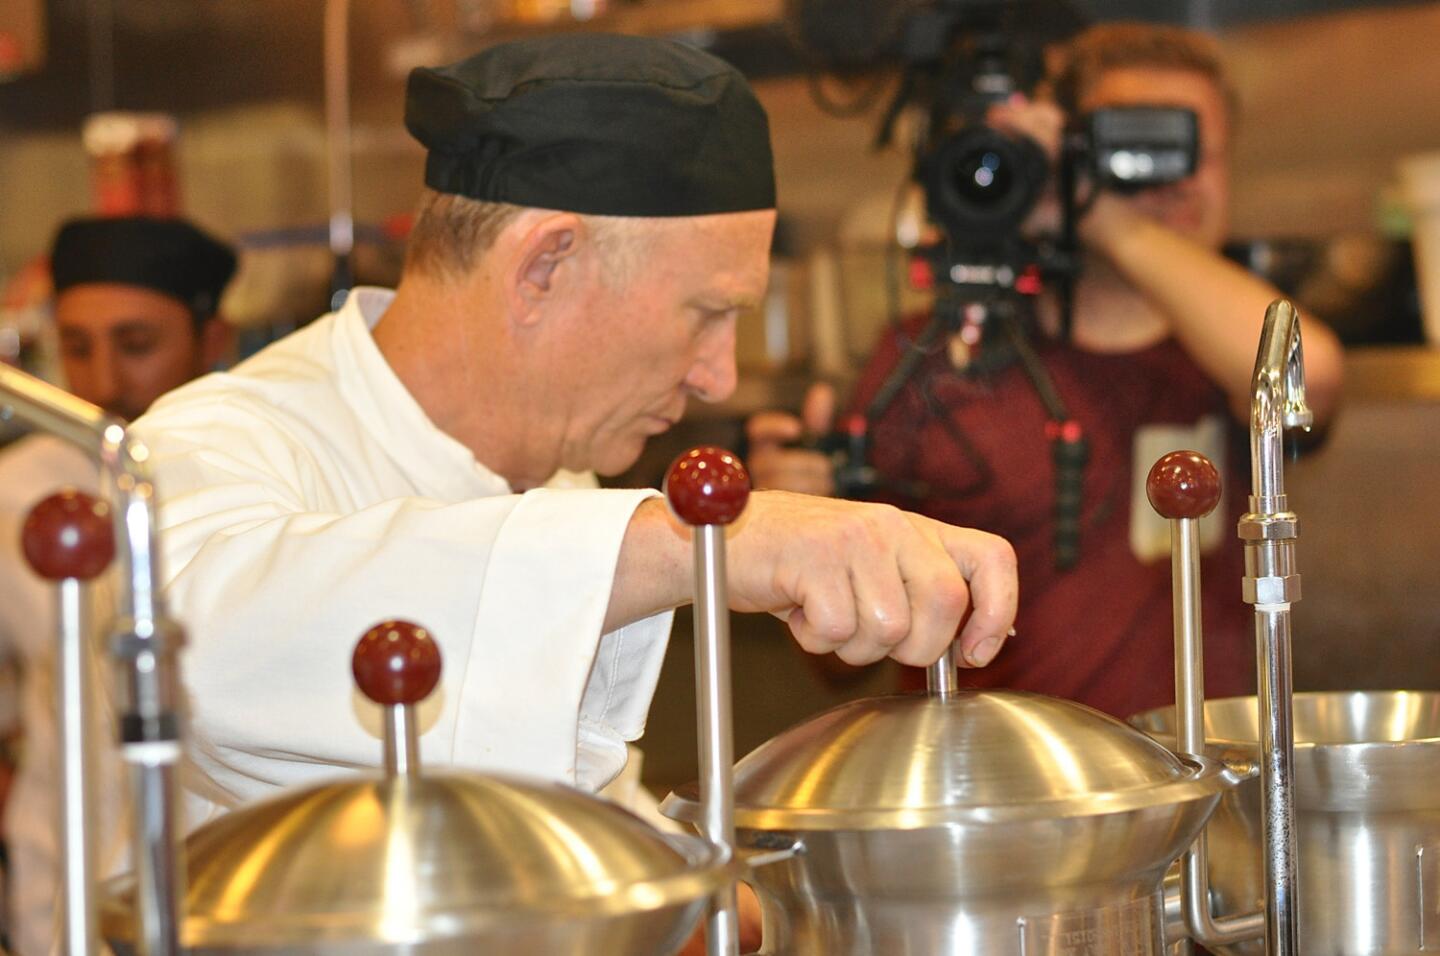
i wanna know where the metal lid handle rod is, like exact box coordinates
[926,644,958,696]
[1148,453,1265,949]
[1242,298,1308,955]
[22,493,117,955]
[2,364,185,956]
[666,448,751,956]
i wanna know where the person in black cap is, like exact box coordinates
[0,214,236,954]
[122,32,1016,943]
[48,215,237,421]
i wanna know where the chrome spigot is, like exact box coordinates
[1,365,185,956]
[1241,299,1307,955]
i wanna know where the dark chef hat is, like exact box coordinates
[405,33,776,217]
[50,216,238,319]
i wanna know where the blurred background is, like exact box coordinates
[2,0,1438,793]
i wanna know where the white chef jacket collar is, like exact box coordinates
[330,287,513,502]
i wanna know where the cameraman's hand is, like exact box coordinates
[987,93,1066,160]
[745,383,837,496]
[986,93,1068,236]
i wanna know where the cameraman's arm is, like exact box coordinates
[1081,196,1344,426]
[745,383,838,496]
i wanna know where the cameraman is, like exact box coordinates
[748,22,1344,716]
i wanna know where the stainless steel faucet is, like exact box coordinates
[1,365,185,956]
[1239,298,1308,955]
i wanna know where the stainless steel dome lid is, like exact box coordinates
[103,621,732,949]
[101,770,730,947]
[665,689,1237,831]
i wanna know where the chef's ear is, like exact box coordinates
[509,212,589,326]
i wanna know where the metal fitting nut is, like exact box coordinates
[1243,573,1302,604]
[1237,513,1299,540]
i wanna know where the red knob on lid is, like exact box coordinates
[352,620,442,706]
[1146,450,1222,520]
[664,446,751,526]
[21,490,115,581]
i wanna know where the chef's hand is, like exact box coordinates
[744,383,837,497]
[613,483,1017,669]
[722,490,1017,668]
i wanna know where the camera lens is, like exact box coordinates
[923,125,1048,238]
[952,148,1014,207]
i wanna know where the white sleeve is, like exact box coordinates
[145,425,673,805]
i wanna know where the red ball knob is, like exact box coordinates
[1146,450,1222,520]
[352,620,442,706]
[664,446,751,526]
[21,490,115,581]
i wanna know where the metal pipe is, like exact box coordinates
[1,364,185,956]
[693,525,739,956]
[1239,298,1307,955]
[58,578,98,955]
[1255,607,1299,953]
[0,363,110,447]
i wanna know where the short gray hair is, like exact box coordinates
[404,189,652,289]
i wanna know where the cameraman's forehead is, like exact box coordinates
[1081,67,1230,140]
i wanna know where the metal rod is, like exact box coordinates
[85,0,116,114]
[1170,517,1267,948]
[693,525,739,956]
[323,0,355,303]
[1172,518,1204,757]
[926,644,957,696]
[58,578,98,956]
[1,364,185,956]
[384,704,422,777]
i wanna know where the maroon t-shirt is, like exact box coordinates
[853,323,1254,719]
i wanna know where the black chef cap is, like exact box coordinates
[405,34,776,217]
[50,216,237,319]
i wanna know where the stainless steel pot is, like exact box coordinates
[1133,690,1440,956]
[666,688,1240,955]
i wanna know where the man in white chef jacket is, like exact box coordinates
[130,35,1019,831]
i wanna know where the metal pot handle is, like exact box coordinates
[734,835,805,872]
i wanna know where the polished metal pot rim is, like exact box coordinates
[1134,690,1440,752]
[664,752,1240,831]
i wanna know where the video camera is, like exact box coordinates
[787,0,1205,569]
[887,1,1201,285]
